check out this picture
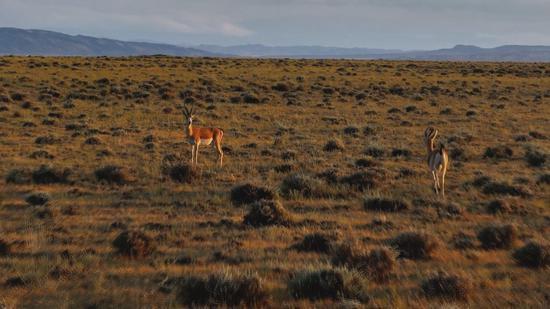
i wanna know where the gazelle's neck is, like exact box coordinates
[426,139,435,153]
[185,122,193,137]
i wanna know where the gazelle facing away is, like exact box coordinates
[424,127,449,196]
[183,103,224,167]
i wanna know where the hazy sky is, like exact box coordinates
[1,0,549,49]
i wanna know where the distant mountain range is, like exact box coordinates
[0,28,216,56]
[2,27,550,61]
[194,44,402,57]
[196,44,550,61]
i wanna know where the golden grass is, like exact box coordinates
[0,56,549,307]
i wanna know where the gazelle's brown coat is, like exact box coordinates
[424,127,448,196]
[183,104,224,166]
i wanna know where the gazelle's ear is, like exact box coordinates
[433,129,439,139]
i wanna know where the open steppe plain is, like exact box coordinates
[0,56,549,308]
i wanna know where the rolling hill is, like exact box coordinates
[0,28,217,56]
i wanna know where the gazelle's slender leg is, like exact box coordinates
[432,170,439,194]
[191,145,195,165]
[194,143,200,165]
[441,167,447,197]
[215,140,224,167]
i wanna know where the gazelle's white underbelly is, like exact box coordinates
[189,138,213,145]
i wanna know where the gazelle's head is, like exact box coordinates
[182,103,195,125]
[424,127,438,145]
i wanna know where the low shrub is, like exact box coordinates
[168,163,198,184]
[525,149,546,167]
[421,273,472,300]
[230,184,276,206]
[484,145,513,159]
[482,181,531,197]
[364,197,410,212]
[5,168,32,184]
[512,242,549,268]
[25,192,50,206]
[176,270,267,307]
[537,173,550,185]
[288,268,369,302]
[323,139,345,152]
[364,146,385,158]
[487,199,512,214]
[292,233,336,254]
[340,172,380,192]
[112,230,155,258]
[32,165,71,184]
[477,224,517,249]
[280,174,326,198]
[243,200,294,227]
[95,165,129,185]
[0,239,10,256]
[332,243,395,282]
[391,232,439,259]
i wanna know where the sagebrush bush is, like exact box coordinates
[481,181,531,197]
[243,200,294,227]
[364,146,385,158]
[176,270,267,307]
[364,197,410,212]
[5,168,32,184]
[487,199,511,214]
[32,165,71,184]
[288,268,369,302]
[332,243,395,282]
[421,273,472,300]
[0,239,10,256]
[292,233,336,254]
[340,171,380,191]
[25,192,50,206]
[484,145,513,159]
[512,241,549,268]
[477,224,517,249]
[112,231,155,258]
[391,232,439,259]
[323,139,345,152]
[525,149,546,167]
[537,173,550,185]
[280,173,326,198]
[33,207,53,219]
[95,165,129,185]
[230,184,276,206]
[168,163,198,183]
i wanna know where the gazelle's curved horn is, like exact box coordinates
[424,127,434,138]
